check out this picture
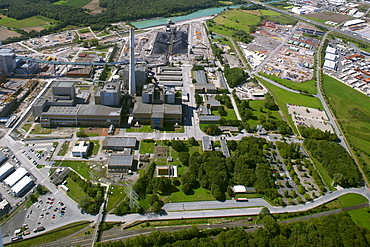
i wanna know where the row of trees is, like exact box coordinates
[299,126,338,141]
[96,212,370,247]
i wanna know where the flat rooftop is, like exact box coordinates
[103,137,137,147]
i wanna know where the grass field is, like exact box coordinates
[126,125,154,133]
[7,222,90,247]
[4,15,56,29]
[22,124,32,132]
[0,17,16,25]
[58,160,90,180]
[213,9,261,32]
[30,125,53,134]
[166,186,216,203]
[322,74,370,181]
[338,193,368,208]
[257,76,323,134]
[247,100,282,128]
[53,0,67,5]
[139,141,155,154]
[264,15,297,25]
[262,74,317,95]
[66,177,88,203]
[211,107,238,121]
[57,141,70,156]
[259,9,280,16]
[90,140,100,156]
[65,0,92,8]
[348,208,370,230]
[106,184,127,212]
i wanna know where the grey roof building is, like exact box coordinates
[0,151,7,165]
[103,137,137,150]
[202,136,213,151]
[199,115,220,124]
[108,154,134,173]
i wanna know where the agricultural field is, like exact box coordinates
[83,0,106,15]
[53,0,92,8]
[305,12,352,23]
[322,74,370,181]
[1,15,57,30]
[0,27,22,40]
[240,9,261,16]
[213,9,261,32]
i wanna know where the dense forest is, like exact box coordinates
[304,139,360,187]
[95,212,370,247]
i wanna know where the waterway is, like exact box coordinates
[132,5,244,29]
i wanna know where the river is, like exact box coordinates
[132,5,245,29]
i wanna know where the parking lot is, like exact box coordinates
[287,104,333,132]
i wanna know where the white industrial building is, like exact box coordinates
[291,6,320,15]
[11,176,34,197]
[0,162,15,180]
[326,46,337,55]
[323,60,338,70]
[325,53,339,61]
[4,167,27,187]
[72,140,90,157]
[343,19,366,27]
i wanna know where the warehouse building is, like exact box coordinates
[103,137,137,150]
[323,60,338,71]
[4,167,27,188]
[0,199,11,216]
[0,162,15,181]
[107,154,134,173]
[0,151,7,165]
[11,176,34,197]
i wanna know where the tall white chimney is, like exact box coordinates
[129,28,136,95]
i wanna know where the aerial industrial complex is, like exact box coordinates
[0,0,369,245]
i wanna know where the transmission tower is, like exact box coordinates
[123,185,140,211]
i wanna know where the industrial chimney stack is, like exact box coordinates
[129,28,136,95]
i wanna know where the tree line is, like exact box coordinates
[95,212,370,246]
[304,139,360,187]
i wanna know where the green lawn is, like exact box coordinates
[305,16,336,26]
[58,161,90,180]
[322,74,370,182]
[57,141,70,156]
[166,186,216,203]
[53,0,67,5]
[139,141,155,154]
[22,124,32,132]
[139,194,152,211]
[257,76,323,134]
[338,193,368,208]
[65,177,88,203]
[4,15,56,29]
[65,0,92,7]
[211,108,238,121]
[30,125,53,134]
[7,222,90,247]
[348,208,370,230]
[247,100,282,128]
[106,184,127,212]
[90,140,100,156]
[126,125,154,133]
[262,74,317,95]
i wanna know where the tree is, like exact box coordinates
[171,141,189,152]
[152,200,164,213]
[258,207,270,221]
[188,137,199,146]
[179,152,190,166]
[149,193,159,205]
[217,106,227,116]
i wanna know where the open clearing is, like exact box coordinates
[322,74,370,181]
[305,12,352,23]
[2,15,56,29]
[0,27,22,39]
[240,9,261,16]
[213,9,261,32]
[84,0,106,15]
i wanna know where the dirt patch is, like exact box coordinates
[22,26,45,32]
[305,12,352,23]
[84,0,106,15]
[154,147,167,158]
[240,9,261,16]
[0,27,22,39]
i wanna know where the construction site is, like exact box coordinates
[261,24,319,82]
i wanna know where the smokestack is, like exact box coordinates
[129,28,136,95]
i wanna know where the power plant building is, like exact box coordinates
[0,48,16,76]
[33,80,123,127]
